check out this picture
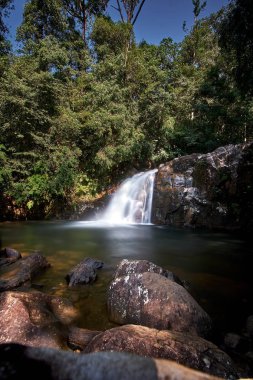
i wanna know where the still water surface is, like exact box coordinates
[0,221,252,334]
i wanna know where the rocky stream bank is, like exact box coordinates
[0,248,252,379]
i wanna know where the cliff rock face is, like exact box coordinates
[152,143,253,231]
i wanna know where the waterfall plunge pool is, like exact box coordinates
[0,220,252,335]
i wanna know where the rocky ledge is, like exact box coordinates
[152,142,253,231]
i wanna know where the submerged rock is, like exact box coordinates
[108,271,212,337]
[0,343,224,380]
[0,247,22,267]
[223,333,249,353]
[152,142,253,231]
[85,324,238,379]
[0,290,79,349]
[221,315,253,377]
[0,253,50,291]
[66,257,104,287]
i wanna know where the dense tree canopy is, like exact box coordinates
[0,0,252,219]
[0,0,13,53]
[219,0,253,96]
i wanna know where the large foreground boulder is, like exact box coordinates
[0,343,224,380]
[0,253,50,291]
[0,290,79,349]
[152,142,253,231]
[108,271,212,337]
[84,324,238,379]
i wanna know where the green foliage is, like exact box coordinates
[166,10,253,154]
[63,0,109,23]
[91,17,132,59]
[61,0,109,45]
[192,0,206,19]
[75,173,99,199]
[1,1,252,220]
[17,0,68,44]
[8,145,81,215]
[74,72,141,180]
[219,0,253,96]
[0,144,11,188]
[0,0,13,54]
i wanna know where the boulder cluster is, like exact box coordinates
[1,247,251,379]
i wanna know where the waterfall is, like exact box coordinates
[102,169,157,224]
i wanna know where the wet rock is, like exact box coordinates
[0,247,21,267]
[224,333,241,350]
[66,257,104,287]
[224,333,250,353]
[245,351,253,361]
[85,324,237,379]
[0,253,50,291]
[152,142,253,232]
[0,290,79,349]
[0,343,224,380]
[114,259,184,286]
[108,271,212,337]
[68,327,101,351]
[221,315,253,378]
[246,315,253,337]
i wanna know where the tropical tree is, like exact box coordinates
[219,0,253,97]
[0,0,13,53]
[63,0,109,45]
[113,0,146,25]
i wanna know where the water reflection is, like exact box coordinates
[0,221,252,332]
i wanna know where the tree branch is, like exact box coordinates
[62,2,81,22]
[132,0,146,26]
[116,0,124,22]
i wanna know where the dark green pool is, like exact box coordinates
[0,221,252,334]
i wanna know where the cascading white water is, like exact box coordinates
[102,169,157,224]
